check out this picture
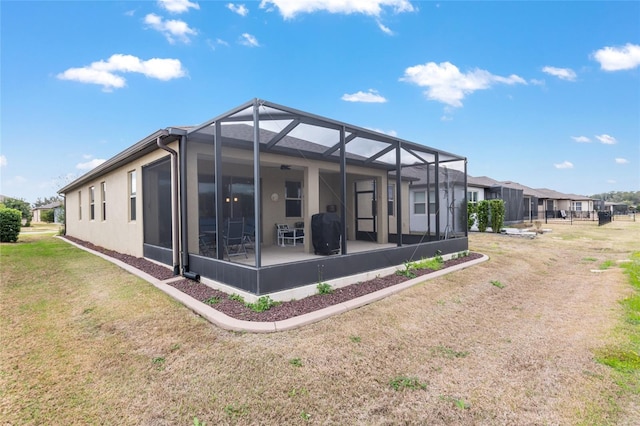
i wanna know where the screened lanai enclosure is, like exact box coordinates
[144,99,468,295]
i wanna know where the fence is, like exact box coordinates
[538,210,635,225]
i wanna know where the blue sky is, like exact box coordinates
[1,0,638,204]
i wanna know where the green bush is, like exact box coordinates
[41,209,55,223]
[1,197,32,226]
[489,199,505,233]
[477,200,489,232]
[467,202,477,230]
[0,207,22,242]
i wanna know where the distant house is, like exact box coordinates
[31,201,63,223]
[59,99,468,298]
[467,176,597,223]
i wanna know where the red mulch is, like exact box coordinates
[63,235,481,322]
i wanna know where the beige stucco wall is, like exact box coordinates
[64,143,177,257]
[65,139,417,259]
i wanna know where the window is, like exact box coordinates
[129,171,137,221]
[429,190,437,213]
[468,191,478,203]
[78,190,82,220]
[101,182,106,221]
[143,158,172,248]
[387,184,395,215]
[414,191,426,214]
[89,186,95,220]
[285,181,302,217]
[572,201,582,212]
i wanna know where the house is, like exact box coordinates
[31,201,63,223]
[59,99,468,298]
[467,176,598,223]
[467,176,538,224]
[534,188,596,219]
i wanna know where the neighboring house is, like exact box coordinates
[534,188,596,219]
[32,201,63,223]
[467,176,536,224]
[467,176,598,223]
[59,99,468,297]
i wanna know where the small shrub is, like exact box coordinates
[228,293,245,303]
[477,200,490,232]
[489,199,505,233]
[389,376,427,391]
[467,202,477,230]
[246,295,280,312]
[204,296,220,305]
[396,262,416,278]
[317,282,333,295]
[0,207,22,242]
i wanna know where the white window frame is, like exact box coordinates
[285,180,302,218]
[89,186,95,221]
[101,181,106,221]
[129,171,137,221]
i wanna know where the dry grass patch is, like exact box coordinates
[1,221,639,424]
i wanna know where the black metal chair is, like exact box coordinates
[223,219,248,260]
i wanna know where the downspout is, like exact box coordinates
[156,130,180,275]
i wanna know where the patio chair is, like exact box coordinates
[276,223,304,247]
[199,234,214,257]
[223,219,248,260]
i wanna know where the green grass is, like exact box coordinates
[388,376,428,391]
[595,251,640,395]
[599,260,616,270]
[491,280,505,289]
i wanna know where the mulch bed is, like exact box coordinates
[63,235,481,322]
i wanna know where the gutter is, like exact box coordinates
[157,128,199,282]
[156,130,181,276]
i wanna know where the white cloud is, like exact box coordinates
[158,0,200,14]
[592,43,640,71]
[239,33,260,47]
[341,89,387,103]
[571,136,591,143]
[607,179,617,184]
[144,13,197,44]
[227,3,249,16]
[57,54,187,91]
[376,20,393,35]
[76,159,106,171]
[615,158,629,164]
[529,79,545,86]
[554,161,574,170]
[259,0,415,19]
[595,134,617,145]
[207,38,230,50]
[542,66,577,81]
[400,61,526,107]
[0,155,7,167]
[124,9,136,17]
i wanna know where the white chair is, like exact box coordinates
[276,224,304,247]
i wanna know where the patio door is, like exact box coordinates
[355,179,377,241]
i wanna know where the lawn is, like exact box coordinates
[1,221,638,424]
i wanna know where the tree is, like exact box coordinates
[2,197,32,226]
[41,209,55,223]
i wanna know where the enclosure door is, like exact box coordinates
[354,179,377,241]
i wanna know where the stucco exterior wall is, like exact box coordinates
[64,143,177,257]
